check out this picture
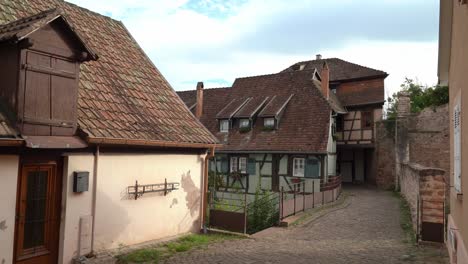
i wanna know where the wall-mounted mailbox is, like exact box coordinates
[73,171,89,193]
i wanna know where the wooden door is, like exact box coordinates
[15,164,61,264]
[340,162,353,183]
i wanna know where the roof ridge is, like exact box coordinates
[0,8,57,30]
[290,57,387,75]
[61,0,122,23]
[235,68,316,81]
[331,58,387,75]
[177,87,231,93]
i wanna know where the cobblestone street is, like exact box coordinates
[165,187,448,264]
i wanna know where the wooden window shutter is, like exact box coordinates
[220,158,229,174]
[305,158,320,178]
[247,158,256,175]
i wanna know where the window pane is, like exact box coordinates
[220,120,229,132]
[239,157,247,173]
[293,158,305,177]
[240,119,249,128]
[264,118,274,127]
[230,157,238,172]
[24,170,48,249]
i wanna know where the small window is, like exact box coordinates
[239,157,247,174]
[239,119,250,128]
[361,111,373,129]
[264,118,275,128]
[293,157,305,177]
[230,157,238,173]
[220,120,229,132]
[336,115,344,132]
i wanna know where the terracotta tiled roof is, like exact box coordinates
[284,58,387,107]
[283,58,388,81]
[0,0,218,147]
[0,8,97,60]
[177,70,332,153]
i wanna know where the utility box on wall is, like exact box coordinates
[73,171,89,193]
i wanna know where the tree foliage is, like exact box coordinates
[386,78,449,120]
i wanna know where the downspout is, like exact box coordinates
[90,145,99,254]
[201,147,215,232]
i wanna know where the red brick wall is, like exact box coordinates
[338,78,385,94]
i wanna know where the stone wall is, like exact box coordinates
[400,163,446,230]
[375,121,396,189]
[375,102,449,189]
[408,105,450,183]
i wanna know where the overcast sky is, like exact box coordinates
[67,0,440,99]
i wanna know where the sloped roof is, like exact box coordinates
[0,0,218,147]
[283,58,388,81]
[284,58,386,107]
[0,8,97,60]
[177,70,332,153]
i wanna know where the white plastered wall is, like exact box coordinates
[94,153,204,251]
[0,155,19,264]
[59,154,95,264]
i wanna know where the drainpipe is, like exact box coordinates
[201,147,215,232]
[90,145,99,254]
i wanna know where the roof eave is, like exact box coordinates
[0,138,24,147]
[331,73,389,83]
[87,137,221,149]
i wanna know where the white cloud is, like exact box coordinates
[66,0,439,93]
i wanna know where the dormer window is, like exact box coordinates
[239,119,250,128]
[264,118,275,128]
[220,119,229,132]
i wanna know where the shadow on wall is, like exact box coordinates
[95,190,131,251]
[180,170,201,232]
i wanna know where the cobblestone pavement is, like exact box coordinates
[164,186,447,264]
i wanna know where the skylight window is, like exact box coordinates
[264,118,275,128]
[240,119,250,128]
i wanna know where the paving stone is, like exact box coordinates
[164,186,446,264]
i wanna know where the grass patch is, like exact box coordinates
[117,233,241,263]
[392,191,416,244]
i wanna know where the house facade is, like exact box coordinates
[438,0,468,263]
[283,56,388,184]
[179,56,387,195]
[0,2,218,264]
[179,68,339,196]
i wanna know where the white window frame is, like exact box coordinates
[230,157,238,173]
[264,118,275,128]
[239,157,247,174]
[293,157,305,177]
[239,119,250,128]
[220,120,229,133]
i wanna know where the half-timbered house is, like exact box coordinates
[0,2,218,264]
[178,55,387,192]
[283,55,388,184]
[178,62,346,199]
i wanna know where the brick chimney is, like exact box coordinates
[195,82,204,119]
[320,62,329,99]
